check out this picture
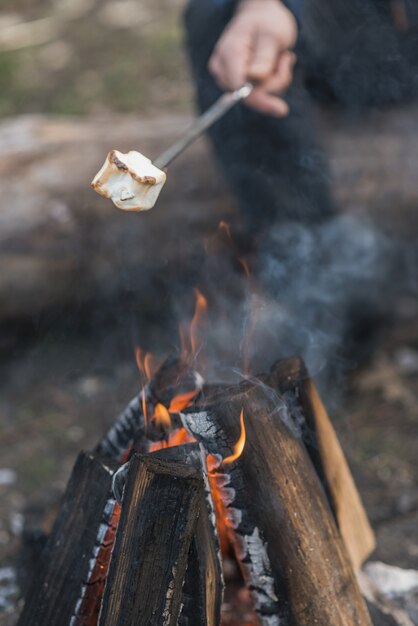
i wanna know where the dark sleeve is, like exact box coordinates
[282,0,304,21]
[209,0,304,21]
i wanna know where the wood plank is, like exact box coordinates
[17,452,116,626]
[270,357,376,570]
[98,455,202,626]
[183,380,373,626]
[133,444,223,626]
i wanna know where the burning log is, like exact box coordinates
[181,375,373,626]
[17,453,117,626]
[17,356,375,626]
[147,444,224,626]
[95,356,204,462]
[98,454,203,626]
[270,357,376,570]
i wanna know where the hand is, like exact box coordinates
[208,0,298,117]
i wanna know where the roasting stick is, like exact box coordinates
[153,82,254,169]
[91,83,254,212]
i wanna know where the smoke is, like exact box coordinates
[254,214,394,374]
[190,212,405,404]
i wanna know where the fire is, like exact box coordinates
[190,288,207,356]
[135,347,158,381]
[179,289,208,361]
[168,389,200,413]
[135,347,160,427]
[153,403,171,429]
[222,409,246,466]
[147,390,199,452]
[207,409,246,554]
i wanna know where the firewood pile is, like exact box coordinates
[17,351,381,626]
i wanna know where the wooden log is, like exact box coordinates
[98,455,202,626]
[182,380,373,626]
[2,105,418,328]
[270,357,376,570]
[17,452,116,626]
[112,443,223,626]
[147,443,223,626]
[0,115,229,328]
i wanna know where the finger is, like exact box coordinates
[209,31,251,91]
[247,32,279,82]
[245,90,289,117]
[261,51,296,94]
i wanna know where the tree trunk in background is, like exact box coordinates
[1,107,417,326]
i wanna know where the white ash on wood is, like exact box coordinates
[181,376,373,626]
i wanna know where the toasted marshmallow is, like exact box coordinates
[91,150,166,211]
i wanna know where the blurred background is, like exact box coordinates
[0,0,417,623]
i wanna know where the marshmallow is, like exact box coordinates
[91,150,167,211]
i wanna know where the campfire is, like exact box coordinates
[17,286,376,626]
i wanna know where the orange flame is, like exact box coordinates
[190,289,207,356]
[141,387,149,426]
[168,389,200,413]
[135,347,158,381]
[153,403,171,429]
[222,409,246,465]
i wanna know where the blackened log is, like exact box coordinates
[17,452,116,626]
[148,356,204,407]
[98,455,202,626]
[146,444,223,626]
[114,443,223,626]
[95,391,147,461]
[181,492,223,626]
[95,358,204,462]
[182,381,373,626]
[270,357,376,570]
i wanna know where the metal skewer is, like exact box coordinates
[153,82,254,170]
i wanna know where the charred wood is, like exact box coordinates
[182,379,373,626]
[98,455,202,626]
[120,443,224,626]
[17,452,116,626]
[270,357,376,570]
[95,390,148,461]
[96,358,204,462]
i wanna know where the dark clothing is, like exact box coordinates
[184,0,335,248]
[184,0,418,245]
[182,0,414,390]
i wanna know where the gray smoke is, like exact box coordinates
[195,212,403,403]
